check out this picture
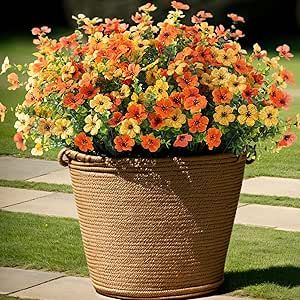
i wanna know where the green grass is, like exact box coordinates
[1,211,300,299]
[0,179,72,194]
[240,194,300,209]
[245,99,300,178]
[0,211,87,276]
[1,179,300,208]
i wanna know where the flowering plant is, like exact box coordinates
[1,1,299,158]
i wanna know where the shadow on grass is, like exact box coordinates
[221,265,300,292]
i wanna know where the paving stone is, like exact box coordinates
[235,204,300,231]
[0,187,51,208]
[0,156,61,181]
[12,276,111,300]
[11,273,245,300]
[241,176,300,198]
[0,267,62,295]
[28,169,72,185]
[3,192,77,219]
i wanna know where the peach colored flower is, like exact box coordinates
[227,13,245,23]
[0,102,7,122]
[7,73,20,90]
[171,1,190,10]
[276,44,294,60]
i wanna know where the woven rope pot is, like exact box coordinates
[59,148,246,300]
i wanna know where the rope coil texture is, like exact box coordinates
[59,148,246,299]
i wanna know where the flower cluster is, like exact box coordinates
[1,1,299,157]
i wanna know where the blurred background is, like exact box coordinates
[1,0,300,48]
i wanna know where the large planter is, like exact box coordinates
[59,148,246,299]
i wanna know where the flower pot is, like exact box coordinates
[59,148,246,299]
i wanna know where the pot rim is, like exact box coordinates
[58,147,246,167]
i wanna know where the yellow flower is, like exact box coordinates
[211,67,230,86]
[237,104,258,127]
[145,66,159,85]
[153,79,169,98]
[14,112,32,133]
[1,56,10,74]
[131,92,145,103]
[31,138,43,156]
[111,84,131,99]
[84,114,102,135]
[259,106,279,127]
[216,48,237,66]
[61,62,76,81]
[228,74,247,94]
[53,118,73,139]
[38,118,54,137]
[90,94,112,114]
[119,118,140,138]
[165,108,186,128]
[213,105,235,126]
[167,61,187,76]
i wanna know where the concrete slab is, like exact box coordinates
[0,267,62,295]
[3,192,77,219]
[11,273,245,300]
[0,156,61,181]
[12,276,110,300]
[0,187,51,208]
[241,176,300,198]
[28,169,71,185]
[235,204,300,231]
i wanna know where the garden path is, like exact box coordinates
[0,267,254,300]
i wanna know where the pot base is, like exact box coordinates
[94,278,224,300]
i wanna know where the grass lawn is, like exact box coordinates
[0,37,299,177]
[1,211,300,300]
[240,194,300,209]
[1,178,300,208]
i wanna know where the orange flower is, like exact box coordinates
[276,131,297,150]
[63,93,84,110]
[188,114,209,133]
[169,91,184,108]
[149,112,164,130]
[212,88,233,104]
[7,73,20,90]
[78,85,99,99]
[241,85,258,103]
[171,1,190,10]
[74,132,94,152]
[158,23,180,46]
[108,112,123,127]
[125,103,147,123]
[250,72,264,87]
[114,135,135,152]
[141,135,161,152]
[233,59,252,74]
[173,134,192,148]
[227,13,245,23]
[154,99,175,118]
[206,128,222,150]
[176,71,199,89]
[13,132,27,151]
[276,44,293,60]
[280,69,295,85]
[271,91,291,109]
[183,87,207,113]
